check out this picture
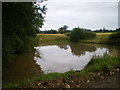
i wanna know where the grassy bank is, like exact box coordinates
[79,32,120,45]
[79,33,111,44]
[3,54,120,88]
[36,34,70,45]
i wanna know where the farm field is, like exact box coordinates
[36,33,112,44]
[96,33,112,35]
[37,33,112,36]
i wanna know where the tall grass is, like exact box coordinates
[37,35,70,45]
[79,34,110,44]
[86,54,120,72]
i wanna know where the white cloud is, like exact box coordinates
[41,0,118,30]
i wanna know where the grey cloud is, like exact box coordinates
[41,1,118,30]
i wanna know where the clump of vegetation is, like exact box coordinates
[58,25,69,34]
[40,29,58,34]
[2,2,46,69]
[86,54,120,72]
[69,27,96,42]
[37,34,69,45]
[79,34,110,44]
[107,29,120,45]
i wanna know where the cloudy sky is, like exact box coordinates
[40,0,119,31]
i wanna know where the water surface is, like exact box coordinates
[34,45,108,73]
[3,43,119,84]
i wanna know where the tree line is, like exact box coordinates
[39,26,118,34]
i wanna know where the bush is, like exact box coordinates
[70,27,96,42]
[107,30,120,45]
[2,39,14,69]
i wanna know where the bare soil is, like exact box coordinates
[92,71,120,88]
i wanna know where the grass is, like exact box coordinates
[3,54,120,88]
[36,34,70,46]
[86,54,120,72]
[36,33,115,44]
[79,34,110,44]
[36,33,113,44]
[36,33,111,45]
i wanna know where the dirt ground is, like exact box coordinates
[92,71,120,88]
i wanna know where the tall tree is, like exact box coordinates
[2,2,47,69]
[58,25,68,34]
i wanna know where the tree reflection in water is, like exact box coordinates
[3,51,43,84]
[69,43,96,56]
[4,43,119,84]
[34,43,110,74]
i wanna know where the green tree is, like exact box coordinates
[2,2,47,69]
[58,25,68,34]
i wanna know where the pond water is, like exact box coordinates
[34,45,108,73]
[3,43,119,84]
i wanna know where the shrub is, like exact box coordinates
[107,30,120,45]
[70,27,96,42]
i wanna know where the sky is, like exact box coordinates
[40,0,119,31]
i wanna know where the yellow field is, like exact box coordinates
[37,33,112,36]
[96,33,112,35]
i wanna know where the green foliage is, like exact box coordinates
[58,25,68,34]
[37,35,69,45]
[42,30,58,34]
[86,54,120,72]
[2,38,14,69]
[70,27,96,42]
[80,34,110,44]
[58,28,65,34]
[2,2,45,69]
[107,30,120,45]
